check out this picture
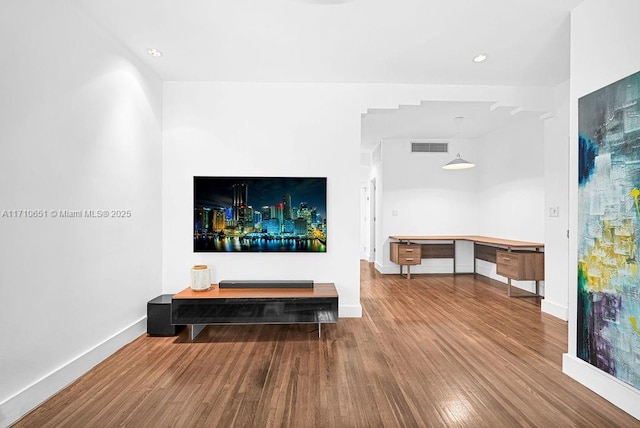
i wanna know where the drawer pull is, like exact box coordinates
[502,257,511,262]
[405,249,413,252]
[405,258,413,261]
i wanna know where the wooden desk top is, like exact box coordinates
[173,283,338,299]
[389,235,544,248]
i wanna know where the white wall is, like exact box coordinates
[474,113,546,293]
[359,182,369,259]
[162,82,363,317]
[542,80,570,320]
[564,0,640,419]
[376,138,478,273]
[0,1,163,426]
[476,114,545,242]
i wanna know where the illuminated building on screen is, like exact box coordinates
[232,183,248,222]
[212,208,226,232]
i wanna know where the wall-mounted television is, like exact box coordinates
[194,176,327,253]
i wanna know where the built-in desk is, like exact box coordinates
[389,235,544,297]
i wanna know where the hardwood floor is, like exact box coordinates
[14,262,639,427]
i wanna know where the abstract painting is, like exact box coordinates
[578,70,640,390]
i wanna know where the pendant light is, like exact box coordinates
[442,117,475,170]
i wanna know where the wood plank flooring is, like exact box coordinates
[14,262,639,427]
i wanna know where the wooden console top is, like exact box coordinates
[389,235,544,248]
[173,283,338,299]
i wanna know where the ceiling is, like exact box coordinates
[75,0,581,86]
[361,101,543,152]
[73,0,583,151]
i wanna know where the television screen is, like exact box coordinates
[194,176,327,252]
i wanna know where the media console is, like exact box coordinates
[171,283,338,339]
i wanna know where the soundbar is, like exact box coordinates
[219,280,314,289]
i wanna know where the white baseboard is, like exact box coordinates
[339,304,362,318]
[0,318,146,428]
[562,354,640,420]
[541,300,568,320]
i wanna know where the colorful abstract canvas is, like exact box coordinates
[578,70,640,390]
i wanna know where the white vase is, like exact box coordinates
[190,265,211,291]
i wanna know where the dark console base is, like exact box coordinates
[147,294,185,336]
[219,280,314,289]
[171,283,338,339]
[172,298,337,325]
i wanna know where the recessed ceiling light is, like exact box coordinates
[472,53,487,63]
[147,48,163,57]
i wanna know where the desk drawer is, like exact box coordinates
[496,251,544,280]
[397,255,420,265]
[398,245,420,256]
[390,242,422,265]
[496,253,519,278]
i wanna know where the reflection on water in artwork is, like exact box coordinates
[194,235,326,253]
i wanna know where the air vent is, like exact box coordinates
[411,142,448,153]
